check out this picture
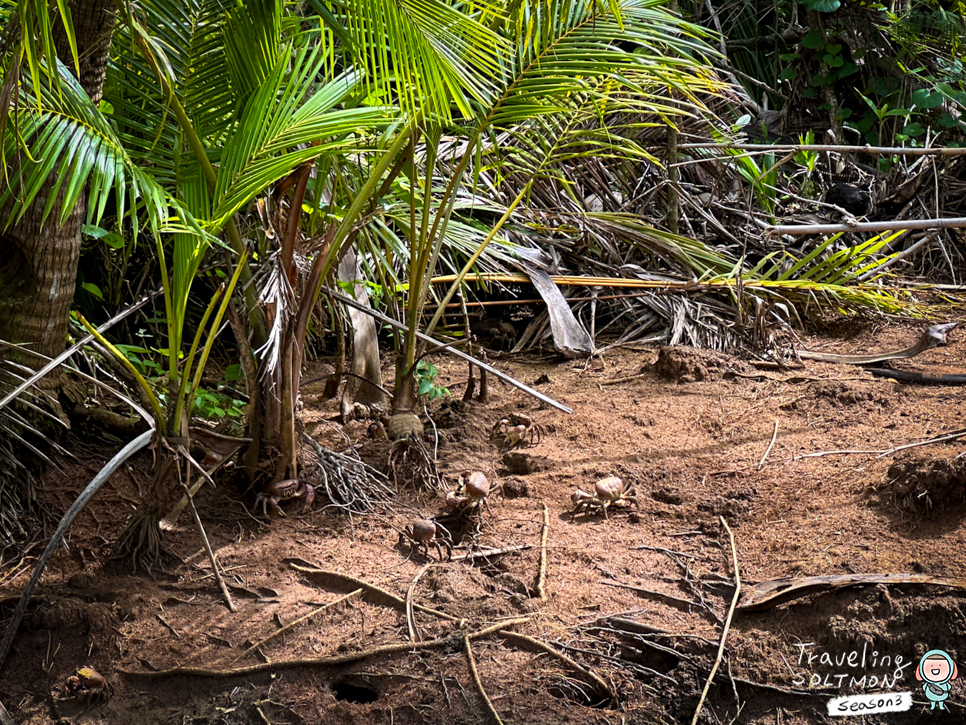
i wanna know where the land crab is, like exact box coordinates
[66,667,112,704]
[491,412,544,449]
[399,519,453,561]
[445,470,493,514]
[254,478,315,516]
[571,476,638,519]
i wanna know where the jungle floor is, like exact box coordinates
[3,319,966,725]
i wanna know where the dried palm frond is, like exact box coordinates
[0,349,69,545]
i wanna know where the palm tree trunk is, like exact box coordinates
[0,0,117,374]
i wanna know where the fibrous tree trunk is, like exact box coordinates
[0,0,118,371]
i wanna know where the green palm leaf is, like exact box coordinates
[105,0,236,193]
[330,0,509,119]
[1,58,169,233]
[488,0,721,127]
[209,46,387,228]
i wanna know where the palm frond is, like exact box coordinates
[331,0,509,119]
[1,58,169,233]
[209,47,386,228]
[105,0,236,192]
[487,0,722,127]
[222,0,282,107]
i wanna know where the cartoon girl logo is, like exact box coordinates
[916,649,958,711]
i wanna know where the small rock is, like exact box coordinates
[502,478,530,499]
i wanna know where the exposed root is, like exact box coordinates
[303,433,394,513]
[235,588,363,662]
[501,632,615,702]
[387,436,441,490]
[289,564,459,622]
[113,509,164,571]
[465,635,504,725]
[120,618,529,679]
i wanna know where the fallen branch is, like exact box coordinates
[868,369,966,386]
[465,635,504,725]
[691,518,741,725]
[876,428,966,459]
[789,427,966,463]
[535,504,549,600]
[120,618,529,678]
[738,572,966,612]
[791,448,884,460]
[289,564,459,622]
[235,589,363,662]
[677,141,966,156]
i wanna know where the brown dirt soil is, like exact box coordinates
[3,321,966,725]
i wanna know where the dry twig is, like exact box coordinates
[452,544,530,562]
[757,418,779,470]
[690,518,741,725]
[535,504,549,600]
[407,564,434,643]
[235,589,363,662]
[465,635,504,725]
[179,447,236,612]
[876,428,966,459]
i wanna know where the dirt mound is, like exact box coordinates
[809,380,891,407]
[887,453,966,511]
[650,345,749,383]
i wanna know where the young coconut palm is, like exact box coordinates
[96,1,389,559]
[3,0,389,563]
[314,0,723,478]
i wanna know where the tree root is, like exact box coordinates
[235,589,363,663]
[501,632,615,702]
[119,618,529,678]
[465,635,504,725]
[289,564,460,622]
[112,508,164,571]
[387,436,441,490]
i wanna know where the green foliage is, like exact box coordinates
[806,0,841,11]
[191,387,246,425]
[113,344,164,377]
[415,360,450,401]
[743,0,966,149]
[791,130,820,197]
[731,231,916,319]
